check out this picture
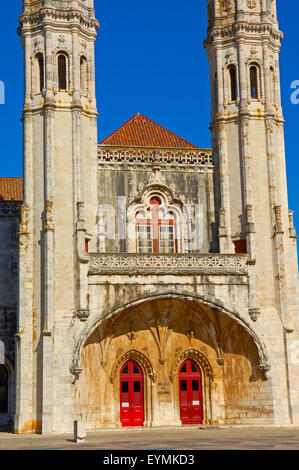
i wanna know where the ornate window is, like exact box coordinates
[57,53,67,90]
[36,53,44,93]
[228,65,238,102]
[250,64,259,99]
[80,56,88,93]
[270,66,276,105]
[135,197,177,254]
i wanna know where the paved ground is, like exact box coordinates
[0,426,299,450]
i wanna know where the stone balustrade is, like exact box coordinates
[98,147,214,168]
[88,253,249,276]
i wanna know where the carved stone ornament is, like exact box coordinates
[257,364,271,380]
[219,0,233,14]
[249,308,261,322]
[247,0,257,10]
[148,166,166,186]
[274,205,283,233]
[70,366,83,382]
[246,204,254,225]
[44,200,54,231]
[58,35,66,45]
[219,208,226,229]
[19,203,30,233]
[77,309,90,322]
[288,210,297,238]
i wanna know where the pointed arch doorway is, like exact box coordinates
[179,359,203,425]
[120,360,144,427]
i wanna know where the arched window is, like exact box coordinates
[228,65,238,102]
[0,364,8,414]
[250,65,259,99]
[58,54,67,90]
[36,53,44,92]
[270,66,276,104]
[214,72,218,109]
[80,57,88,92]
[135,197,177,254]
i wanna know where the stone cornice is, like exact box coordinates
[19,7,99,34]
[205,22,283,48]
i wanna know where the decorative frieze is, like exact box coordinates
[88,253,249,276]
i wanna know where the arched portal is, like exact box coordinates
[74,297,273,430]
[179,359,203,425]
[120,360,144,427]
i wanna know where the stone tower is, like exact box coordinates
[16,0,99,433]
[205,0,299,422]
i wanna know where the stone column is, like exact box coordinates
[14,203,34,433]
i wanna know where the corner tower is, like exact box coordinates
[205,1,299,422]
[16,0,99,433]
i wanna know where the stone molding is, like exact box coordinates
[110,349,157,384]
[170,348,214,383]
[20,7,99,33]
[88,253,249,276]
[98,147,214,168]
[205,22,283,46]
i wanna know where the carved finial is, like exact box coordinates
[19,203,30,234]
[44,200,54,231]
[288,210,297,238]
[274,205,283,232]
[219,208,226,229]
[246,204,254,225]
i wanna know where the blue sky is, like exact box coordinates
[0,1,298,229]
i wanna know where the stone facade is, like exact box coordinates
[0,0,298,433]
[0,201,20,425]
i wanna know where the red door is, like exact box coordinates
[120,360,144,427]
[179,359,203,425]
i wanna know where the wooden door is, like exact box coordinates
[179,359,203,425]
[120,360,144,427]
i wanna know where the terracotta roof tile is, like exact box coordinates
[0,178,23,202]
[100,114,198,149]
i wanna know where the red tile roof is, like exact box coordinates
[0,178,23,202]
[100,114,198,149]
